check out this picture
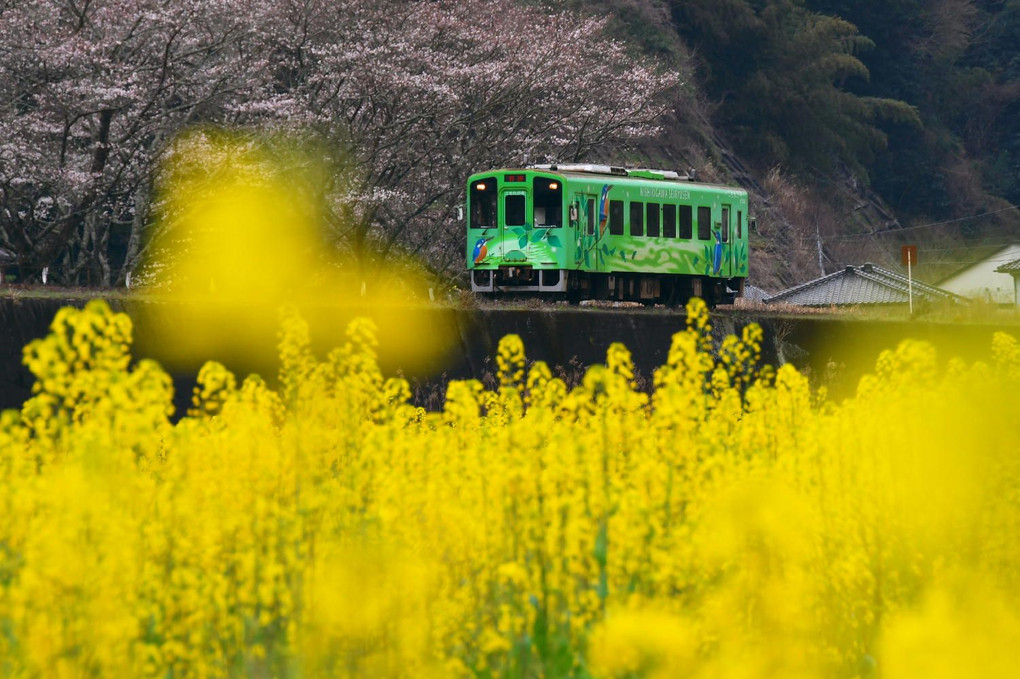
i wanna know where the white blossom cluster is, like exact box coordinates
[0,0,680,285]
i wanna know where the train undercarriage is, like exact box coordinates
[470,268,744,307]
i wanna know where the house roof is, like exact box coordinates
[742,284,769,303]
[938,244,1020,284]
[765,263,963,306]
[995,258,1020,274]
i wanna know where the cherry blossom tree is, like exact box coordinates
[0,0,290,285]
[286,0,678,272]
[1,0,679,285]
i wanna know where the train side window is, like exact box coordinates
[679,205,693,239]
[469,177,497,229]
[505,194,526,226]
[737,210,743,239]
[609,200,624,235]
[697,206,711,240]
[721,206,730,243]
[647,203,660,237]
[587,199,595,235]
[630,201,644,237]
[663,204,677,238]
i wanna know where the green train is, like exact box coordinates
[466,164,750,305]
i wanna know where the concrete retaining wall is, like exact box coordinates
[1,298,1016,416]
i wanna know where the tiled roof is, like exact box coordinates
[995,258,1020,274]
[743,284,770,303]
[765,263,963,306]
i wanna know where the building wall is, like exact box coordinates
[940,244,1020,305]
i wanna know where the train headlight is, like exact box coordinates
[549,182,559,190]
[476,183,486,191]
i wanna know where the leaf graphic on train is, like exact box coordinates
[531,229,548,243]
[518,235,529,249]
[547,234,561,248]
[647,248,685,267]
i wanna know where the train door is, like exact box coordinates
[735,209,743,275]
[720,204,732,277]
[500,189,529,260]
[576,192,599,270]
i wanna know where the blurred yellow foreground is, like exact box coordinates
[141,130,451,372]
[2,295,1020,677]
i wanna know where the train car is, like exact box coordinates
[466,164,749,305]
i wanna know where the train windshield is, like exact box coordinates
[533,177,562,227]
[504,193,526,226]
[469,178,498,229]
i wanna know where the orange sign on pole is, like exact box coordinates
[901,245,918,266]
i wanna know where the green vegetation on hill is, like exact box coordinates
[579,0,1020,288]
[672,0,920,178]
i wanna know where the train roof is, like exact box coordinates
[469,164,746,194]
[531,163,688,181]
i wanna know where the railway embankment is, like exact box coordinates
[2,295,1017,415]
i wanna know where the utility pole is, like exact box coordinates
[901,245,918,314]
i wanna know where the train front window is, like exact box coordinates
[533,177,562,227]
[470,178,497,229]
[505,193,526,226]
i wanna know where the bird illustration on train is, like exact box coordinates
[472,236,491,265]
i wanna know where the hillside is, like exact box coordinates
[577,0,1020,293]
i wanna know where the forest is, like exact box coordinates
[1,0,1018,290]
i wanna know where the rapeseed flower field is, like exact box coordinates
[1,297,1018,678]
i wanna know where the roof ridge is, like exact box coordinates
[765,266,854,301]
[859,263,951,295]
[860,266,963,300]
[766,262,962,305]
